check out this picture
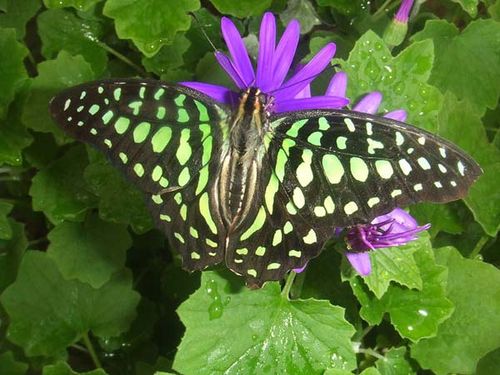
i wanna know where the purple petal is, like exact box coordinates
[293,64,310,98]
[179,82,238,105]
[273,43,337,101]
[293,262,308,273]
[221,17,255,87]
[395,0,414,22]
[354,91,382,113]
[215,52,247,89]
[384,109,407,122]
[256,12,276,91]
[346,252,371,276]
[325,71,348,97]
[294,84,311,99]
[372,208,417,231]
[275,96,349,113]
[271,19,300,90]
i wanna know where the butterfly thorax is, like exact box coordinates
[217,87,268,230]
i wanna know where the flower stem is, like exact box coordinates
[469,235,490,259]
[373,0,394,19]
[357,347,385,361]
[95,40,147,77]
[82,331,102,369]
[281,271,297,299]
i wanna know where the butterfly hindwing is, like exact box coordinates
[50,79,230,270]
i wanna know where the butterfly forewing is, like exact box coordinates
[50,79,229,270]
[266,110,481,228]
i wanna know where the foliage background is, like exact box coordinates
[0,0,499,374]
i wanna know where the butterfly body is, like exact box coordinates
[50,79,482,287]
[218,87,267,231]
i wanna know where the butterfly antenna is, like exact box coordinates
[190,12,219,53]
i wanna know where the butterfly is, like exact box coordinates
[50,79,482,287]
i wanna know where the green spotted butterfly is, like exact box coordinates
[50,79,481,287]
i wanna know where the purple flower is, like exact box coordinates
[181,12,349,113]
[395,0,415,23]
[344,208,430,276]
[383,0,415,46]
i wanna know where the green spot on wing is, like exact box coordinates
[286,119,308,138]
[114,117,130,134]
[240,206,266,241]
[133,122,151,143]
[176,129,192,165]
[194,100,210,121]
[199,192,217,235]
[151,126,172,153]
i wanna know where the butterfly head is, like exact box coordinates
[240,87,272,118]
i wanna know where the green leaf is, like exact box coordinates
[0,28,28,119]
[489,1,500,20]
[316,0,362,16]
[298,247,359,323]
[142,33,191,76]
[348,238,454,342]
[361,237,423,299]
[22,51,95,142]
[103,0,200,57]
[37,8,108,75]
[437,93,500,236]
[43,0,103,11]
[0,201,14,239]
[195,51,233,88]
[0,220,27,292]
[359,369,382,375]
[324,369,354,375]
[30,146,98,225]
[23,132,60,169]
[43,361,108,375]
[208,0,271,18]
[411,203,463,237]
[0,81,33,166]
[0,114,33,166]
[0,351,28,375]
[1,251,140,358]
[0,0,41,39]
[411,19,500,113]
[83,153,153,234]
[411,247,500,374]
[174,271,357,374]
[183,8,224,67]
[47,214,132,288]
[280,0,321,34]
[376,347,416,375]
[477,347,500,375]
[451,0,478,17]
[336,30,442,133]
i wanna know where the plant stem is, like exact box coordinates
[469,235,490,259]
[95,40,148,77]
[357,347,385,361]
[281,271,297,299]
[82,331,102,369]
[373,0,394,19]
[70,343,88,353]
[353,325,374,342]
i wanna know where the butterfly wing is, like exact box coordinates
[50,79,230,271]
[226,109,482,287]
